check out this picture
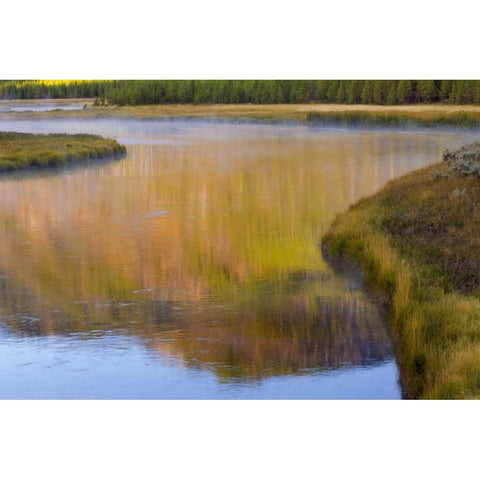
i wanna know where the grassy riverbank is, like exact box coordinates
[0,132,126,172]
[323,143,480,399]
[306,109,480,128]
[5,101,480,127]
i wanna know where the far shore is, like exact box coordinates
[3,100,480,126]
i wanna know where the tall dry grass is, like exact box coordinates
[5,102,480,126]
[323,160,480,398]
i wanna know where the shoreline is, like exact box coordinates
[322,153,480,399]
[3,101,480,127]
[0,132,126,173]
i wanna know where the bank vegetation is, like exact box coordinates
[0,132,126,172]
[323,142,480,399]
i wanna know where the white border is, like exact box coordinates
[0,401,478,479]
[1,2,479,479]
[1,0,479,79]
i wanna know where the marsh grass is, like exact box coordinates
[7,102,480,127]
[307,110,480,128]
[0,132,126,172]
[323,153,480,398]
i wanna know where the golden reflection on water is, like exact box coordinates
[0,123,457,380]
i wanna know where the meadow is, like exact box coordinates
[6,101,480,128]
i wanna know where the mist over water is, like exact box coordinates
[0,116,477,398]
[0,103,85,113]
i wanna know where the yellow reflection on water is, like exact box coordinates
[0,123,456,380]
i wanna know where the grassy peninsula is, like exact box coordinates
[323,142,480,399]
[0,132,126,172]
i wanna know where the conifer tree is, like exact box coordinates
[416,80,437,102]
[439,80,453,103]
[463,81,474,104]
[473,82,480,105]
[361,81,374,103]
[396,80,414,104]
[335,81,347,103]
[373,81,384,104]
[346,80,359,104]
[454,81,465,104]
[313,81,328,102]
[326,80,339,103]
[386,83,397,105]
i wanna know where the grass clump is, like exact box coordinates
[323,143,480,399]
[0,132,126,172]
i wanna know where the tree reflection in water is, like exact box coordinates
[0,120,462,387]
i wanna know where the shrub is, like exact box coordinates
[443,142,480,177]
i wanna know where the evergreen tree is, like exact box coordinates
[473,82,480,105]
[454,81,465,104]
[290,81,308,103]
[416,80,437,102]
[463,80,474,104]
[397,80,414,104]
[386,83,397,105]
[373,81,385,104]
[439,80,453,103]
[313,81,328,102]
[361,81,374,103]
[335,81,347,103]
[326,80,339,103]
[346,80,360,104]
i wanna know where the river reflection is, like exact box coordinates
[0,119,476,398]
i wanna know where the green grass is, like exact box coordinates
[322,143,480,399]
[0,132,126,172]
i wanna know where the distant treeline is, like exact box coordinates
[0,80,109,100]
[2,80,480,105]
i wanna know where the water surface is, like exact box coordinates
[0,102,86,113]
[0,117,476,398]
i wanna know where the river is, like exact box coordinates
[0,116,477,398]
